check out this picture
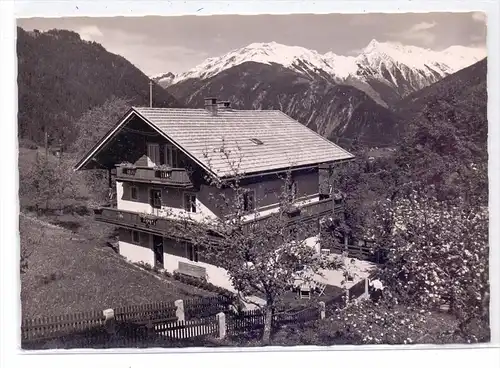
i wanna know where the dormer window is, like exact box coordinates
[249,138,264,145]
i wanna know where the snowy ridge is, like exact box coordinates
[170,39,486,90]
[173,41,338,83]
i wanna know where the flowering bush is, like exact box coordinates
[367,193,489,342]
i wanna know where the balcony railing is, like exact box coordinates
[94,197,343,240]
[115,165,193,187]
[244,197,343,228]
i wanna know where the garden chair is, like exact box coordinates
[299,284,311,299]
[315,281,327,297]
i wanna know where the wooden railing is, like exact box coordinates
[245,198,343,228]
[94,198,343,238]
[116,166,193,187]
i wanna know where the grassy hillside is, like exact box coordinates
[20,213,213,318]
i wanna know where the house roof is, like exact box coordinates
[75,106,354,178]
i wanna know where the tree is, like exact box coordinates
[72,96,132,157]
[21,153,77,211]
[19,215,46,274]
[367,193,489,342]
[394,102,487,205]
[316,297,460,345]
[72,96,132,205]
[170,142,341,344]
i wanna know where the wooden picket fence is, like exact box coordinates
[226,306,320,336]
[21,283,370,349]
[22,315,221,350]
[154,315,219,340]
[114,300,177,323]
[183,296,232,319]
[21,309,106,342]
[21,295,231,346]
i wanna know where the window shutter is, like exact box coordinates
[172,147,178,168]
[147,143,160,166]
[165,144,171,166]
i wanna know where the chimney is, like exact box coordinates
[204,97,218,116]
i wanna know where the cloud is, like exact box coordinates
[387,21,437,46]
[409,21,436,32]
[77,25,103,41]
[472,12,487,23]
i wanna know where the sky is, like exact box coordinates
[17,12,487,76]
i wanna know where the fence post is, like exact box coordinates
[318,301,326,320]
[216,312,226,340]
[175,299,185,322]
[103,308,115,334]
[364,278,370,299]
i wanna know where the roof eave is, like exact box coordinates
[218,156,355,181]
[73,107,135,171]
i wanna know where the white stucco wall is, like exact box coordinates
[119,236,154,266]
[116,182,150,213]
[163,253,236,292]
[157,199,219,223]
[241,194,320,222]
[116,182,218,223]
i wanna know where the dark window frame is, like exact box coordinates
[130,186,138,200]
[183,192,197,213]
[132,230,140,244]
[150,188,162,209]
[242,190,256,212]
[186,243,199,262]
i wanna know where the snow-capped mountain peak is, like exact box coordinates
[173,41,337,83]
[152,72,177,88]
[168,39,486,105]
[173,39,485,85]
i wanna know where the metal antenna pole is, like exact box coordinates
[149,80,153,108]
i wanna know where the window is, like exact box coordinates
[184,193,197,213]
[164,144,179,168]
[132,230,140,244]
[147,143,160,167]
[242,190,255,212]
[186,243,199,262]
[150,189,162,209]
[130,186,138,200]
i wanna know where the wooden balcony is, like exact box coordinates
[94,197,343,240]
[245,197,344,228]
[115,165,193,188]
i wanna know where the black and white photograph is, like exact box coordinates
[2,1,497,358]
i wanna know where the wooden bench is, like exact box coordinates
[176,261,208,281]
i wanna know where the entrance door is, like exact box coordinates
[153,235,164,268]
[150,189,162,215]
